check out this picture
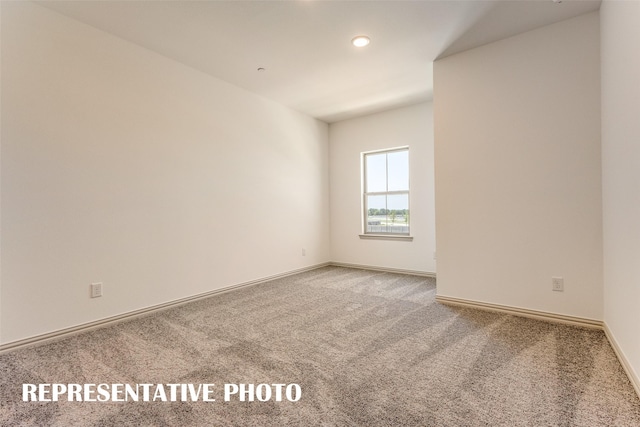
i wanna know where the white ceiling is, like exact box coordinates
[37,0,601,123]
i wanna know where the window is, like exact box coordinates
[362,147,409,236]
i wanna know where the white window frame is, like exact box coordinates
[360,147,412,241]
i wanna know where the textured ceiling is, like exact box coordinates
[38,0,601,123]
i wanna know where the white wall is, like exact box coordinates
[434,12,602,319]
[329,103,436,274]
[601,0,640,390]
[0,3,3,342]
[0,2,330,344]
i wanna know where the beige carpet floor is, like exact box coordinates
[1,266,639,426]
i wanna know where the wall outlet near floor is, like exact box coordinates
[301,248,306,256]
[90,282,103,298]
[552,277,564,292]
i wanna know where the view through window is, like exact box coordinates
[363,147,409,235]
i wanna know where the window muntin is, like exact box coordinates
[363,148,409,235]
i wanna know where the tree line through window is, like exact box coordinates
[362,147,409,235]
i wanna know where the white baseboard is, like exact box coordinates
[329,261,436,278]
[0,262,330,354]
[435,295,603,329]
[603,322,640,400]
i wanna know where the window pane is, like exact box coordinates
[362,148,410,236]
[366,194,386,233]
[387,150,408,191]
[366,153,386,192]
[387,193,409,234]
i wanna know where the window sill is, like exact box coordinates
[359,234,413,242]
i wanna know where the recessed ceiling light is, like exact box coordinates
[351,36,370,47]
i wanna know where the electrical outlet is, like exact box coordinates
[90,282,103,298]
[552,277,564,292]
[301,248,306,257]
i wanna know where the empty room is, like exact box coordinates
[1,0,639,425]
